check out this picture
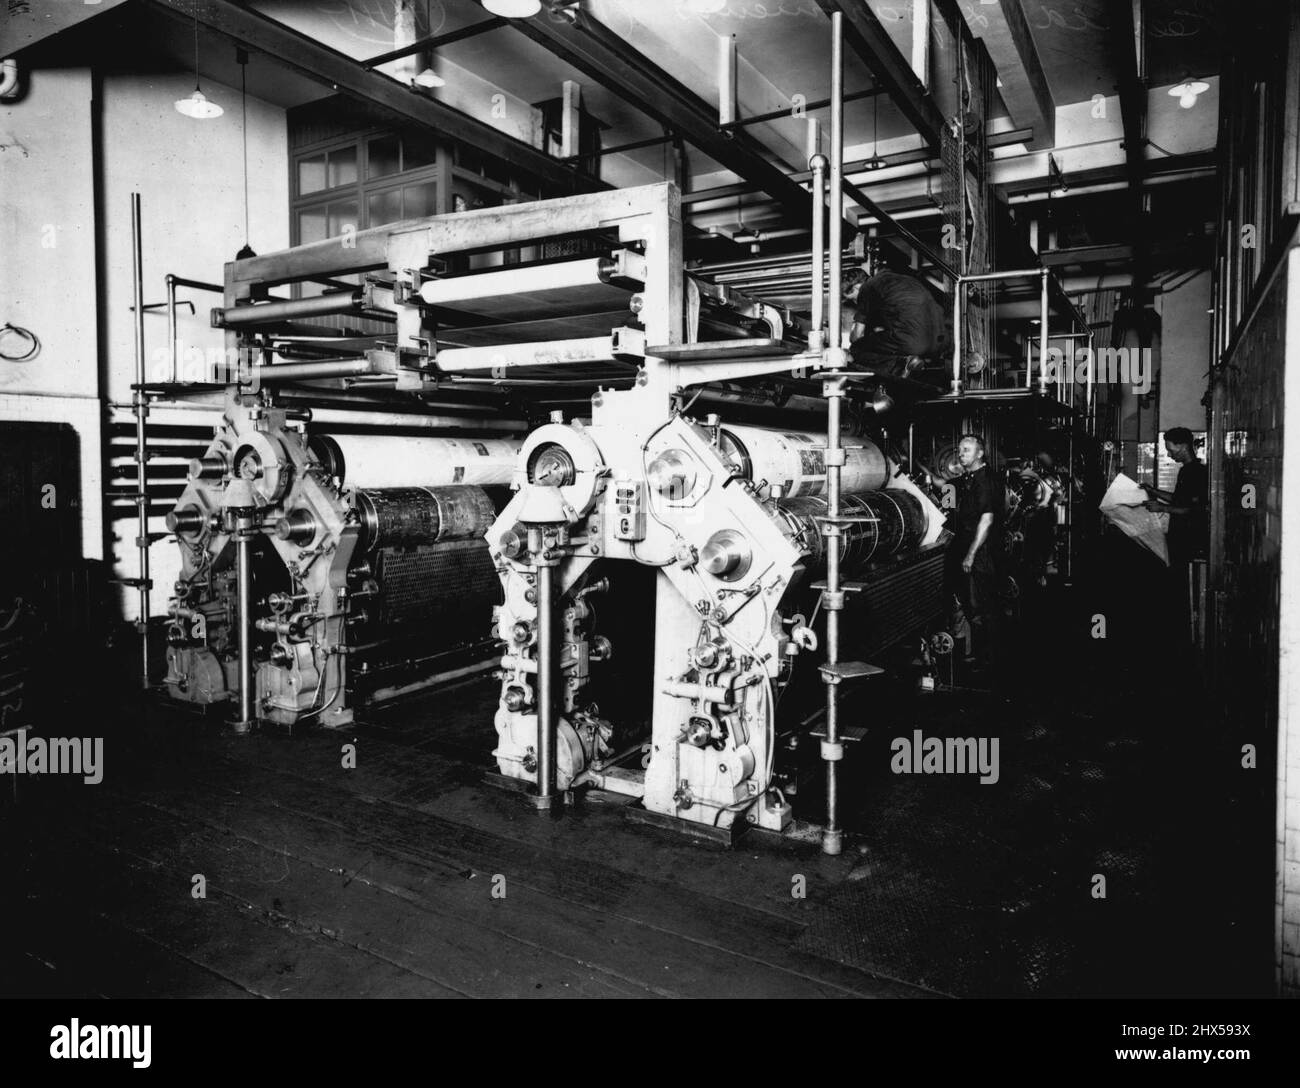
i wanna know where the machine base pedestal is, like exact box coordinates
[482,770,572,814]
[624,802,748,849]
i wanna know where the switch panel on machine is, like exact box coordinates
[613,478,646,541]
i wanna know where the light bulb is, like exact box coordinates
[1169,78,1209,109]
[175,89,223,119]
[481,0,543,16]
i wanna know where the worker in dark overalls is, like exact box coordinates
[948,433,1008,692]
[847,267,950,377]
[1143,426,1209,651]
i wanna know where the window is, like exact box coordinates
[291,133,444,244]
[289,120,548,282]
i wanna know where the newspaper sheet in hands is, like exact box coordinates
[1099,472,1169,565]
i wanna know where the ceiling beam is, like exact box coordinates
[509,8,838,233]
[141,0,600,195]
[362,17,508,70]
[1,0,132,54]
[975,0,1056,150]
[814,0,944,151]
[1107,0,1150,288]
[996,149,1215,198]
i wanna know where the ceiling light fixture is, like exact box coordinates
[866,90,884,169]
[481,0,543,17]
[236,49,255,260]
[1169,75,1209,109]
[175,11,222,119]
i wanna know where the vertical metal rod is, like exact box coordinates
[1067,425,1075,582]
[827,13,844,348]
[166,274,178,383]
[131,193,151,689]
[1038,269,1050,395]
[809,154,827,351]
[805,116,821,163]
[535,560,557,809]
[235,513,255,732]
[952,278,963,395]
[1086,328,1096,425]
[821,10,845,858]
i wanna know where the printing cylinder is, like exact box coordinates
[719,424,887,498]
[356,485,497,552]
[771,490,927,570]
[310,434,521,488]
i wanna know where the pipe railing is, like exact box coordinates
[949,266,1093,407]
[166,275,224,383]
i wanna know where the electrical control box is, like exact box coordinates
[613,478,646,541]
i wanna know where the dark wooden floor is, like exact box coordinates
[0,677,931,999]
[0,561,1270,998]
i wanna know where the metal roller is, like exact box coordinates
[309,433,521,488]
[770,490,927,571]
[718,424,887,499]
[356,486,497,552]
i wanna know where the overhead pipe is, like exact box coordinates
[215,290,393,328]
[248,358,377,383]
[113,395,527,434]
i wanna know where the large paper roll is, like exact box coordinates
[356,486,497,552]
[310,434,521,488]
[719,424,888,499]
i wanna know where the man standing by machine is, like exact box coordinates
[1143,427,1208,648]
[950,434,1007,690]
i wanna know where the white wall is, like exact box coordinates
[0,65,288,613]
[0,69,103,557]
[1159,270,1212,432]
[99,72,288,619]
[102,71,289,403]
[0,68,98,398]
